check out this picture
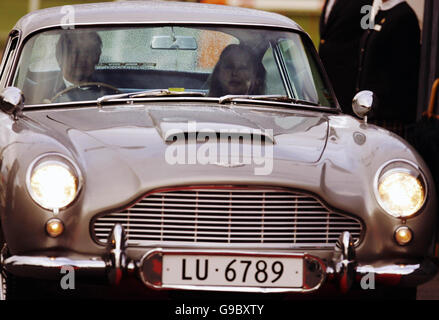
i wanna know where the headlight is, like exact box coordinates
[27,154,82,212]
[375,160,427,218]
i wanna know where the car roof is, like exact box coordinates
[14,1,303,38]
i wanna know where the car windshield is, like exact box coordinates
[13,26,336,107]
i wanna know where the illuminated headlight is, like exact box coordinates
[27,154,82,212]
[375,160,427,218]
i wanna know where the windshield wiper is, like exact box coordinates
[217,94,319,106]
[97,89,206,106]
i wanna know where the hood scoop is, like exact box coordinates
[161,121,275,144]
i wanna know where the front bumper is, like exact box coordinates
[1,226,437,295]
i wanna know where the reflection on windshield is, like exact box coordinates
[13,26,335,107]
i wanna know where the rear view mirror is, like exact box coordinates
[151,36,197,50]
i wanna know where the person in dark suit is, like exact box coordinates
[356,0,421,136]
[319,0,373,113]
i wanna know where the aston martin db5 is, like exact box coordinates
[0,1,437,300]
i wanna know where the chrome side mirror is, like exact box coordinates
[0,87,24,120]
[352,90,377,123]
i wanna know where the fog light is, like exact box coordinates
[46,219,64,237]
[394,226,413,245]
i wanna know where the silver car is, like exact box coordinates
[0,1,436,300]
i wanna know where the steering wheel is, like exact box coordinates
[50,82,120,103]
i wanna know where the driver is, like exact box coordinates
[23,31,117,104]
[47,31,116,102]
[56,31,102,87]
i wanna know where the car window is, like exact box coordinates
[12,26,336,107]
[0,35,19,88]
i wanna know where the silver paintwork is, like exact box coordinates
[13,1,302,40]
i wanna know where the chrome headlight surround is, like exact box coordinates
[26,153,83,214]
[374,159,428,219]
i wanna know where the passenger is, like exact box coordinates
[209,44,265,97]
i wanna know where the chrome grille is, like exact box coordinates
[92,187,363,248]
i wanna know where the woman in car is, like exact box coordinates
[209,44,266,97]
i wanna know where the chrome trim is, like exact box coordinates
[139,248,326,294]
[333,231,356,293]
[0,245,6,301]
[3,256,107,270]
[352,90,375,123]
[2,30,21,90]
[106,223,128,285]
[22,97,338,113]
[0,271,5,301]
[356,264,420,276]
[25,152,83,214]
[373,159,428,219]
[92,187,363,249]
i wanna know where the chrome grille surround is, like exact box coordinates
[92,186,363,249]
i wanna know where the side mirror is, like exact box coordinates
[0,87,24,119]
[352,90,377,123]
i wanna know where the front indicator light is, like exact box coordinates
[394,226,413,246]
[46,219,64,237]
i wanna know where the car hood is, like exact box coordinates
[31,103,329,164]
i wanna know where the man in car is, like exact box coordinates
[56,31,103,89]
[24,31,116,104]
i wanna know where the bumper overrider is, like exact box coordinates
[1,225,437,296]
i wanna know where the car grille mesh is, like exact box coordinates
[92,187,362,248]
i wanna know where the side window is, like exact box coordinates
[278,38,319,104]
[262,47,288,96]
[0,35,19,88]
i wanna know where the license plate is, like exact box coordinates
[162,255,303,288]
